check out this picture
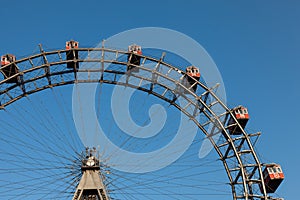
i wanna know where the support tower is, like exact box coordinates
[72,148,109,200]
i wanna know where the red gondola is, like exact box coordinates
[260,164,284,193]
[1,54,19,83]
[186,66,200,78]
[66,40,79,50]
[65,40,79,69]
[227,106,249,135]
[182,66,200,93]
[1,54,15,66]
[127,44,142,72]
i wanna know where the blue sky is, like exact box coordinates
[0,0,299,199]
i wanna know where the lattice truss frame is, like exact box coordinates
[0,47,281,200]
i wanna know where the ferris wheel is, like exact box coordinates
[0,40,284,200]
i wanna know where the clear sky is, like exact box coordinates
[0,0,299,199]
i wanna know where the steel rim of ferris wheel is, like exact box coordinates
[0,42,283,200]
